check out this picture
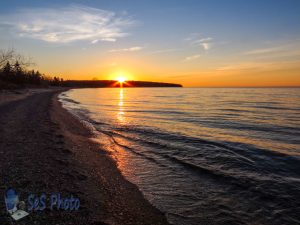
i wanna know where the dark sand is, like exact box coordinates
[0,89,169,225]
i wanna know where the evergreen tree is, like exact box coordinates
[0,49,64,88]
[14,61,23,83]
[1,62,12,81]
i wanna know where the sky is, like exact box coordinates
[0,0,300,87]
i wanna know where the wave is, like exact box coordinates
[94,122,300,178]
[59,88,300,225]
[59,97,80,104]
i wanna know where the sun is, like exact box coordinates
[117,77,126,83]
[113,70,132,84]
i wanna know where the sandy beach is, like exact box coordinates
[0,89,169,225]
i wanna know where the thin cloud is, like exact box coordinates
[244,45,300,56]
[243,41,300,60]
[193,37,212,44]
[91,40,99,44]
[216,60,300,71]
[109,46,143,53]
[244,46,283,55]
[149,48,181,55]
[185,34,213,50]
[217,63,260,71]
[193,38,213,50]
[184,54,201,62]
[201,42,211,50]
[0,5,136,43]
[184,33,200,41]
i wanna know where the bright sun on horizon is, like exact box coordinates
[117,77,126,83]
[115,71,130,83]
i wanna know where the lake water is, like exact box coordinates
[59,88,300,225]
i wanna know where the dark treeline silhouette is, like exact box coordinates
[64,80,182,88]
[0,49,63,89]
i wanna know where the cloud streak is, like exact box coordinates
[185,34,213,50]
[149,48,181,55]
[192,38,212,50]
[216,60,300,72]
[184,54,201,62]
[0,5,136,43]
[244,46,284,55]
[109,46,143,53]
[242,41,300,61]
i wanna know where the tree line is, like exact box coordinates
[0,49,63,88]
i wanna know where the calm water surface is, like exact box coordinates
[59,88,300,225]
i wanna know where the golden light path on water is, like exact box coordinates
[118,88,125,123]
[115,88,137,180]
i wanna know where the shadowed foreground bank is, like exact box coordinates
[0,89,169,225]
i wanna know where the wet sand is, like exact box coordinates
[0,89,169,225]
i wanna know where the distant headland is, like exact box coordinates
[64,80,183,88]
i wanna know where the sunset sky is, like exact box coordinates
[0,0,300,87]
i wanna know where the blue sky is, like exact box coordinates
[0,0,300,86]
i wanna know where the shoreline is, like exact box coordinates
[0,89,169,225]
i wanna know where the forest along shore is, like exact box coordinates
[0,89,169,225]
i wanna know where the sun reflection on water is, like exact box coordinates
[117,89,125,123]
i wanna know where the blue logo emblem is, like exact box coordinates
[4,188,18,214]
[4,188,29,221]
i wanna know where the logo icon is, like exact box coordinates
[4,188,29,221]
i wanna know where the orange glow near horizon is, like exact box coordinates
[37,55,300,87]
[43,66,300,87]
